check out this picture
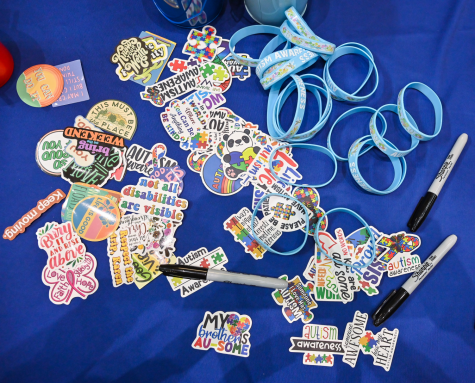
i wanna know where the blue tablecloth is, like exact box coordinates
[1,1,474,381]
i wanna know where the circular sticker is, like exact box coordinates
[292,187,327,235]
[35,130,71,176]
[16,64,64,107]
[72,196,120,241]
[201,154,244,196]
[86,100,138,140]
[262,194,311,232]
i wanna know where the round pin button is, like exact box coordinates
[16,64,64,107]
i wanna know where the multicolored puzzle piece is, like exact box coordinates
[183,26,222,62]
[271,202,296,220]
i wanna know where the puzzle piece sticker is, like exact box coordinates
[166,247,228,297]
[168,58,188,73]
[272,275,317,323]
[183,26,222,62]
[263,193,313,232]
[192,311,252,357]
[224,207,282,260]
[289,324,344,367]
[292,187,327,236]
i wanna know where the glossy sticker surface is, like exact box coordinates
[17,64,64,107]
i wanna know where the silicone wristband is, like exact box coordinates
[280,21,335,56]
[267,74,332,142]
[259,49,319,90]
[323,42,379,102]
[314,208,376,269]
[370,104,419,157]
[348,136,407,195]
[283,6,335,59]
[229,25,284,67]
[251,193,310,256]
[327,106,388,161]
[397,82,443,141]
[256,47,307,79]
[268,143,338,188]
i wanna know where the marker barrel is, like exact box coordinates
[207,269,288,289]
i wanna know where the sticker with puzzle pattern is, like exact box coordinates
[166,247,228,297]
[200,153,244,196]
[292,187,327,236]
[359,328,399,371]
[187,150,211,173]
[224,207,282,260]
[272,275,317,323]
[289,324,344,367]
[262,192,313,232]
[303,248,344,302]
[182,26,222,63]
[192,310,252,357]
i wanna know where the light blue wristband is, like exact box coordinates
[348,136,407,195]
[327,106,388,161]
[314,208,376,269]
[370,104,419,157]
[267,74,332,142]
[283,6,335,59]
[397,82,443,141]
[251,193,310,256]
[268,143,338,188]
[323,42,379,102]
[256,47,308,79]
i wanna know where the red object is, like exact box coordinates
[0,42,14,88]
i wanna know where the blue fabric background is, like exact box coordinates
[1,0,474,382]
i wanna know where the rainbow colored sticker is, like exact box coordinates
[16,64,64,107]
[71,196,120,241]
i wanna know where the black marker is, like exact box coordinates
[159,264,288,289]
[408,134,467,232]
[373,235,457,327]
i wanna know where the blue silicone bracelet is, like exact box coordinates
[369,104,419,157]
[251,193,310,256]
[268,143,338,188]
[397,82,443,141]
[314,208,376,269]
[327,106,388,161]
[323,42,379,102]
[267,74,332,142]
[348,136,407,195]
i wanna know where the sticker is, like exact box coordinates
[342,310,369,368]
[377,231,421,265]
[167,247,228,297]
[192,311,252,357]
[71,195,121,241]
[184,90,226,111]
[52,60,90,107]
[37,221,87,270]
[303,249,343,302]
[272,275,317,323]
[263,193,312,232]
[141,65,200,107]
[110,37,157,81]
[63,127,126,157]
[120,177,187,221]
[187,150,210,173]
[61,148,122,187]
[35,130,71,176]
[224,207,281,260]
[17,64,64,107]
[148,165,186,196]
[387,253,421,277]
[134,32,175,86]
[3,189,65,241]
[168,58,189,73]
[223,54,251,81]
[182,26,222,63]
[359,328,399,371]
[107,228,137,287]
[289,324,344,367]
[64,116,104,167]
[86,100,138,140]
[132,248,177,289]
[317,230,358,302]
[292,187,327,235]
[200,154,244,196]
[62,183,122,223]
[125,143,177,176]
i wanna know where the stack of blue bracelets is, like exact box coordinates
[232,7,443,265]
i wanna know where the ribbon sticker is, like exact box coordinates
[289,324,344,367]
[359,328,399,371]
[166,247,228,297]
[377,231,421,265]
[125,143,177,177]
[342,310,369,368]
[224,207,282,260]
[192,311,252,357]
[272,275,317,323]
[3,189,65,241]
